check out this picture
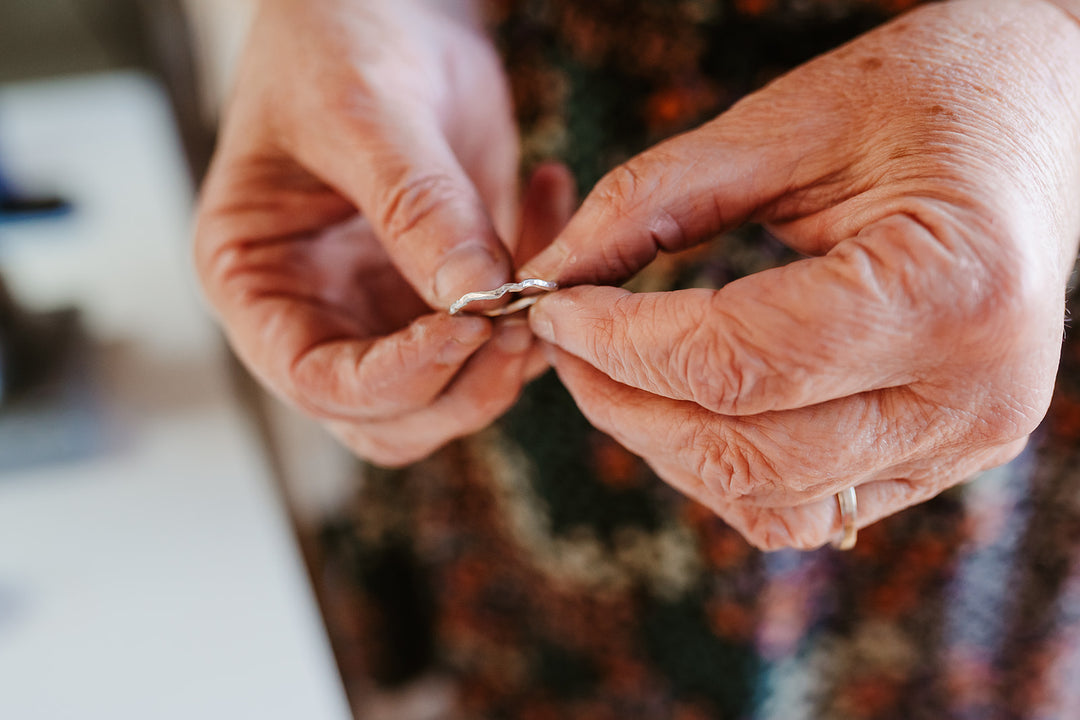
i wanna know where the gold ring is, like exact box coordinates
[832,486,858,551]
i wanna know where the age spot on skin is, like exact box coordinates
[861,57,883,71]
[926,104,958,121]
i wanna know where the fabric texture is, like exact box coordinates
[319,2,1080,717]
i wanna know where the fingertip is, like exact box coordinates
[529,285,631,348]
[528,299,556,343]
[434,242,511,308]
[514,162,578,267]
[527,162,578,222]
[529,161,576,190]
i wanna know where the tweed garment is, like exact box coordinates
[318,2,1080,717]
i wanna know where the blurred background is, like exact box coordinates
[10,4,1080,720]
[0,2,370,718]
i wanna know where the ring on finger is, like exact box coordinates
[832,486,858,551]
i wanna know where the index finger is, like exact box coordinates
[290,107,514,309]
[221,293,493,421]
[517,117,790,287]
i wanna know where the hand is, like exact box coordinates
[195,0,575,465]
[521,0,1080,549]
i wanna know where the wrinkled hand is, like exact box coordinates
[522,0,1080,549]
[195,0,575,465]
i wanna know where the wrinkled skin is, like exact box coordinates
[195,0,575,465]
[196,0,1080,550]
[523,0,1080,549]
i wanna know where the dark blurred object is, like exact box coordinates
[0,194,70,222]
[0,0,211,469]
[320,514,437,689]
[0,274,79,407]
[0,273,102,473]
[0,169,72,224]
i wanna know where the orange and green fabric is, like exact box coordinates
[319,2,1080,717]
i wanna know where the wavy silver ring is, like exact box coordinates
[832,486,858,551]
[448,278,558,317]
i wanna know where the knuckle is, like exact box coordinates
[295,72,386,156]
[587,158,687,277]
[194,242,240,308]
[594,163,649,218]
[934,261,1055,443]
[315,68,384,122]
[377,170,467,242]
[694,436,740,497]
[981,323,1057,440]
[850,213,1056,445]
[581,308,619,368]
[677,296,780,415]
[192,214,246,304]
[286,360,330,416]
[896,213,1045,363]
[679,323,743,414]
[859,213,1059,449]
[585,293,644,384]
[693,425,780,501]
[976,392,1048,446]
[287,347,368,420]
[947,263,1033,349]
[388,323,428,374]
[593,149,682,230]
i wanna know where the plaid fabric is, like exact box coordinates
[319,2,1080,717]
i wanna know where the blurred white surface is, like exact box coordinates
[0,73,350,720]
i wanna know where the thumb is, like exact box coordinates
[298,107,513,309]
[529,214,950,416]
[518,116,800,287]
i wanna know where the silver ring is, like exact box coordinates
[448,278,558,316]
[832,486,858,551]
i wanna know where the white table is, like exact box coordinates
[0,73,351,720]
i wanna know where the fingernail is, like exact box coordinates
[528,302,555,343]
[434,244,506,307]
[438,317,489,364]
[494,319,533,354]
